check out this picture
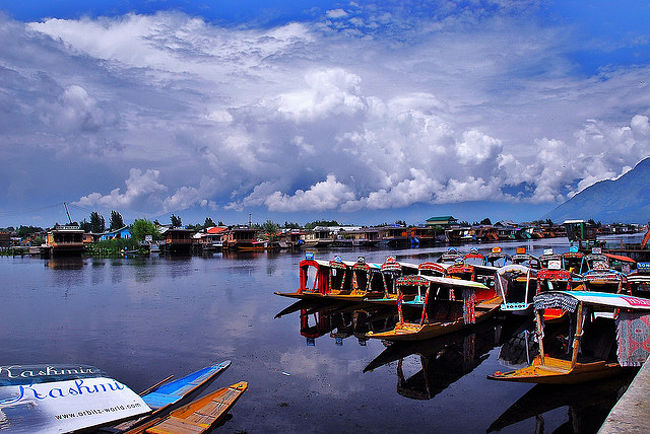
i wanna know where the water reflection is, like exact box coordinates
[364,318,528,400]
[487,374,634,433]
[45,258,84,270]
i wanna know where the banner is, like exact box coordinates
[0,366,150,433]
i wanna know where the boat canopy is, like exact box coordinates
[418,262,449,276]
[581,269,626,282]
[497,264,534,276]
[603,253,636,264]
[534,291,650,312]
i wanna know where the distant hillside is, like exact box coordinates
[544,158,650,224]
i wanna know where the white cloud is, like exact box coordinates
[1,7,649,222]
[326,9,348,19]
[74,168,167,209]
[276,69,366,122]
[264,175,355,212]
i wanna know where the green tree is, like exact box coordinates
[283,221,300,229]
[170,214,182,227]
[16,225,44,238]
[261,220,280,239]
[131,219,160,242]
[80,219,92,232]
[90,211,106,233]
[109,211,124,230]
[305,220,340,230]
[203,217,216,229]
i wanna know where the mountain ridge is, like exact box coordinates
[544,157,650,223]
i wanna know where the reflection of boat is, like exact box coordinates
[365,275,501,341]
[134,381,248,434]
[114,361,231,431]
[365,320,504,400]
[489,291,650,384]
[487,374,634,433]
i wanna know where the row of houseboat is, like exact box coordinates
[275,245,650,385]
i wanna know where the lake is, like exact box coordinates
[0,236,639,433]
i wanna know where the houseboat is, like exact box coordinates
[160,228,193,255]
[223,227,257,251]
[44,224,84,258]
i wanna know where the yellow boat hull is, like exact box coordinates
[488,356,625,384]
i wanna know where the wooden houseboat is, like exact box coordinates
[488,291,650,384]
[302,227,334,248]
[45,224,84,258]
[223,227,257,251]
[160,228,193,255]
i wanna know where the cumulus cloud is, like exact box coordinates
[264,175,355,212]
[276,69,366,122]
[74,169,167,209]
[1,6,649,222]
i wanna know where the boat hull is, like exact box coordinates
[488,356,627,384]
[366,305,498,342]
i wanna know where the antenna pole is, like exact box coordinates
[64,202,73,224]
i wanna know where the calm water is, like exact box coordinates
[0,236,640,433]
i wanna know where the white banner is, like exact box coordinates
[0,377,150,433]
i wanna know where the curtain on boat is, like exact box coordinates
[616,312,650,367]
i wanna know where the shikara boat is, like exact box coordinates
[438,247,461,264]
[365,275,501,341]
[486,247,510,267]
[129,381,248,434]
[495,264,537,314]
[511,247,540,269]
[463,247,485,266]
[362,256,419,305]
[535,268,581,321]
[275,255,388,302]
[581,267,628,294]
[627,262,650,298]
[539,249,561,269]
[114,361,231,431]
[274,256,331,300]
[488,291,650,384]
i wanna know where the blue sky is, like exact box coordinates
[0,1,648,227]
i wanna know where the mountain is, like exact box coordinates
[544,158,650,223]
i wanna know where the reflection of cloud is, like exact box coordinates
[277,348,368,397]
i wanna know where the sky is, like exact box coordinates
[0,1,649,227]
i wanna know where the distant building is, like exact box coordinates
[0,231,10,248]
[99,226,132,241]
[425,216,458,227]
